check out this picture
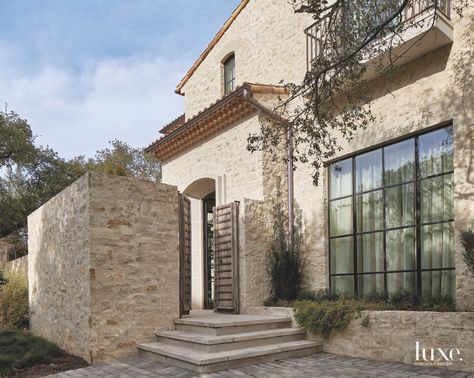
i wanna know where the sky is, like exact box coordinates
[0,0,240,158]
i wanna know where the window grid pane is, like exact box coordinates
[329,125,455,296]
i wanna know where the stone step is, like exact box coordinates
[175,314,293,335]
[156,327,307,352]
[137,340,322,373]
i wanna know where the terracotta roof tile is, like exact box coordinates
[146,83,288,162]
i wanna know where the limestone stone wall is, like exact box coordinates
[162,115,265,206]
[323,311,474,374]
[0,239,13,267]
[181,0,313,119]
[293,10,474,309]
[28,174,92,362]
[4,255,28,276]
[249,306,473,373]
[163,3,474,311]
[28,172,180,364]
[239,199,272,312]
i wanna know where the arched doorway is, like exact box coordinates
[202,192,216,309]
[183,178,216,310]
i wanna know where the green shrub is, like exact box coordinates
[0,271,29,329]
[293,300,362,339]
[297,289,341,302]
[362,290,388,303]
[287,289,456,338]
[0,330,63,376]
[388,289,421,310]
[460,229,474,276]
[267,183,305,301]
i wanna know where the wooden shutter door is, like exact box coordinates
[179,194,192,317]
[213,202,240,313]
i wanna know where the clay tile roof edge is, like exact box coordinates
[145,82,288,154]
[160,114,185,134]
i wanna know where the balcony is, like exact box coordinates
[305,0,453,79]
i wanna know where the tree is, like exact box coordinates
[90,139,161,181]
[0,110,161,256]
[248,0,471,186]
[0,110,36,167]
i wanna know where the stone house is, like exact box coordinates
[146,0,474,313]
[27,0,474,371]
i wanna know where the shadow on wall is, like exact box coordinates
[28,174,93,363]
[28,172,182,364]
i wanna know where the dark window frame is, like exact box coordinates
[223,54,236,95]
[328,123,455,296]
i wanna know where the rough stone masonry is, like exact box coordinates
[28,172,180,364]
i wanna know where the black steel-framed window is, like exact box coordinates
[223,54,236,95]
[328,124,455,297]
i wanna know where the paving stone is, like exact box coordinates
[45,353,473,377]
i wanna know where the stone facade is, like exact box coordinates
[28,172,180,364]
[160,1,474,311]
[294,12,474,309]
[180,1,312,119]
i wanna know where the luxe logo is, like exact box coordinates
[415,341,463,366]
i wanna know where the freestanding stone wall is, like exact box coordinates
[4,255,28,276]
[28,172,180,364]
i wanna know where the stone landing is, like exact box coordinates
[137,310,322,373]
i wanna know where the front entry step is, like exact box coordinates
[137,312,322,373]
[157,327,307,352]
[174,314,293,335]
[138,340,322,373]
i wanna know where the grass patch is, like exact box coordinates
[0,271,28,330]
[0,330,64,376]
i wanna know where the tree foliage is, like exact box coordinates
[0,110,161,248]
[0,111,36,167]
[90,139,161,181]
[248,0,470,186]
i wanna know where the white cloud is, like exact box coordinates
[0,55,187,158]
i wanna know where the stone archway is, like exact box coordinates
[183,178,216,310]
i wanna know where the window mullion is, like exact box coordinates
[382,147,388,294]
[415,136,422,294]
[352,157,358,295]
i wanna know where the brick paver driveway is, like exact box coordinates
[48,353,473,378]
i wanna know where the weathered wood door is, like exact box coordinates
[213,202,240,313]
[179,193,192,317]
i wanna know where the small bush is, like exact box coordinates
[0,330,63,376]
[362,290,388,303]
[267,183,305,301]
[0,271,29,329]
[293,300,362,339]
[297,289,341,302]
[460,229,474,275]
[287,289,456,338]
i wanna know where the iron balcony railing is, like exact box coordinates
[305,0,451,73]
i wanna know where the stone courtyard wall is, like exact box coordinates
[28,172,180,364]
[0,239,14,267]
[323,311,474,374]
[249,306,473,373]
[4,255,28,276]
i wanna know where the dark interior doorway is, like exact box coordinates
[203,192,216,310]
